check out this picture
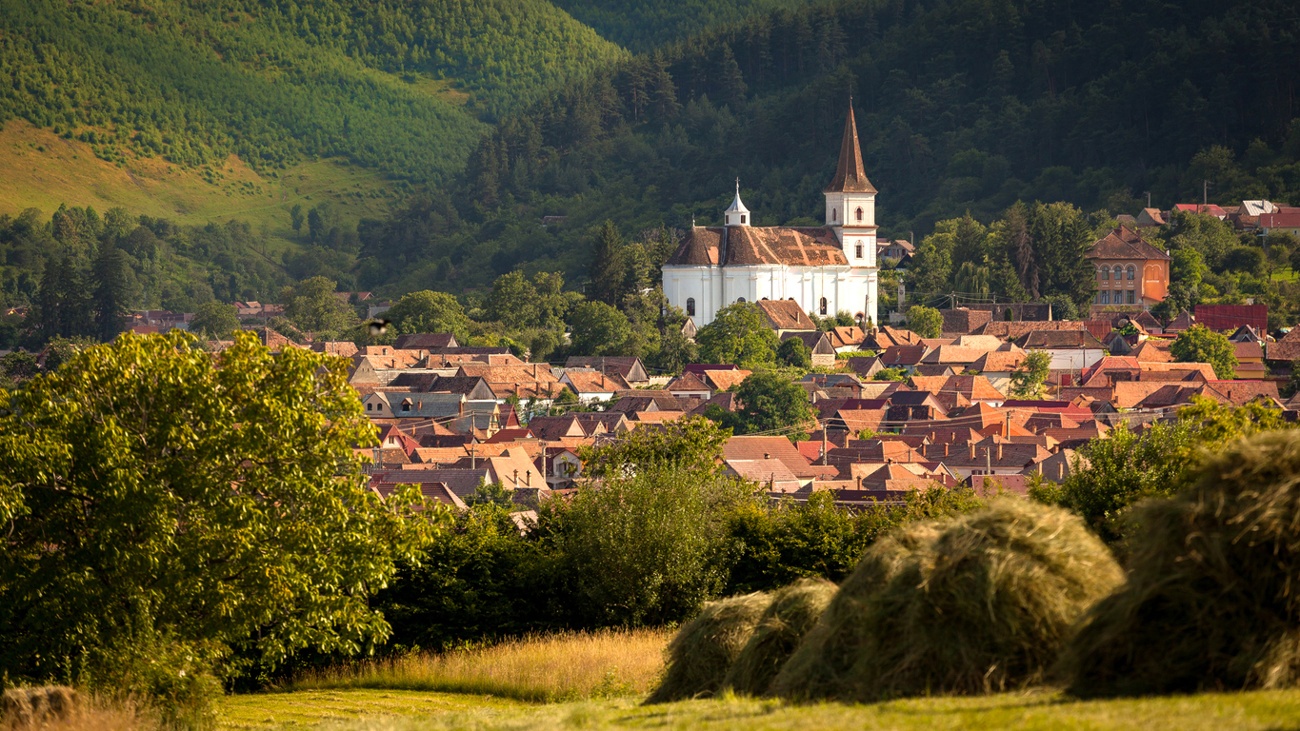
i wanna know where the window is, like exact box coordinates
[1101,291,1110,305]
[1102,267,1109,280]
[737,297,746,303]
[855,207,863,222]
[832,208,837,221]
[1127,290,1136,304]
[686,297,695,317]
[1126,265,1135,280]
[1113,265,1123,281]
[855,243,863,258]
[820,297,828,315]
[740,214,746,224]
[365,402,372,411]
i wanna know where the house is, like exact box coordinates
[880,344,928,372]
[1233,341,1267,379]
[394,333,459,350]
[1085,226,1170,311]
[828,326,868,353]
[564,356,651,385]
[941,308,994,335]
[753,298,820,336]
[877,238,915,263]
[665,372,713,400]
[1268,328,1300,372]
[1193,304,1268,333]
[782,331,838,367]
[662,105,879,327]
[723,435,829,483]
[1174,203,1229,220]
[559,370,631,403]
[1016,330,1108,371]
[1258,211,1300,237]
[1135,208,1166,227]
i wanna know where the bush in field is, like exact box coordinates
[1062,430,1300,696]
[0,332,438,718]
[775,500,1122,701]
[723,579,836,697]
[645,592,773,704]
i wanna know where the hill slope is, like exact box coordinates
[551,0,811,51]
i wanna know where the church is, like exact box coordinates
[662,105,879,328]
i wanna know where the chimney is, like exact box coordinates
[512,468,519,487]
[524,470,530,487]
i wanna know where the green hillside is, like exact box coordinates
[359,0,1300,292]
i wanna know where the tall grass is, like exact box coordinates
[289,629,671,703]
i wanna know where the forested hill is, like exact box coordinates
[551,0,810,51]
[0,0,624,183]
[360,0,1300,291]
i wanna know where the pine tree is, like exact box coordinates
[92,241,135,341]
[588,220,625,306]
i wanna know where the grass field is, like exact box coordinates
[0,119,402,250]
[217,688,1300,731]
[289,629,672,703]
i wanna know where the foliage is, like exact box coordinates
[731,369,816,440]
[1048,397,1293,543]
[1009,351,1052,399]
[874,367,908,381]
[567,301,635,357]
[776,336,812,369]
[1063,430,1300,697]
[578,415,730,478]
[905,305,942,339]
[189,301,240,340]
[697,302,778,367]
[0,349,38,383]
[384,291,471,342]
[1171,324,1238,379]
[0,332,439,707]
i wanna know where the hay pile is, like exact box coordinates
[1,686,80,727]
[645,591,772,703]
[775,500,1122,701]
[1063,430,1300,696]
[722,578,837,697]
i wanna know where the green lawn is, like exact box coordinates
[218,688,1300,731]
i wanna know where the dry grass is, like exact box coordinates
[289,629,671,703]
[1063,430,1300,697]
[723,579,837,697]
[1,691,155,731]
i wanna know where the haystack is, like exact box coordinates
[1063,430,1300,696]
[772,521,940,700]
[645,591,772,703]
[723,578,837,697]
[1,686,79,726]
[775,500,1122,701]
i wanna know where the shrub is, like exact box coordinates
[644,592,772,703]
[1062,430,1300,697]
[722,579,837,697]
[774,500,1122,701]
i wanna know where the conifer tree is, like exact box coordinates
[589,220,625,306]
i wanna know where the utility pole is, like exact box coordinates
[1145,191,1151,208]
[1203,180,1210,207]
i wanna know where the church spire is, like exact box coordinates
[824,103,876,194]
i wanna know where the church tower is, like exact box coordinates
[824,104,876,268]
[724,179,751,227]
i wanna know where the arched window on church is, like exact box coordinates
[855,207,863,222]
[737,297,746,303]
[1101,267,1109,280]
[855,243,863,258]
[1113,265,1123,281]
[1126,265,1135,280]
[832,208,837,221]
[820,297,828,315]
[686,298,695,317]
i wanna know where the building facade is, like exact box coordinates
[1086,226,1170,311]
[662,106,879,328]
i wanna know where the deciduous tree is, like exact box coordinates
[1171,324,1237,379]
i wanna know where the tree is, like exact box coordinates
[733,369,817,440]
[1167,211,1239,271]
[906,305,943,338]
[0,350,38,383]
[91,240,137,341]
[579,416,730,479]
[281,276,359,336]
[1009,350,1052,399]
[1171,324,1237,379]
[777,336,812,369]
[0,332,438,704]
[1047,397,1291,542]
[696,302,778,367]
[385,290,471,341]
[910,229,953,297]
[290,204,304,233]
[568,300,633,356]
[1028,201,1095,309]
[588,220,625,306]
[189,301,240,340]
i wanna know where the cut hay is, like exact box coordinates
[1,686,80,727]
[775,500,1122,701]
[1063,430,1300,697]
[723,578,837,697]
[772,521,941,701]
[644,591,772,703]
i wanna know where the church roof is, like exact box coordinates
[726,181,750,214]
[665,226,849,267]
[825,105,876,194]
[1086,225,1170,261]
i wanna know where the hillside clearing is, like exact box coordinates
[218,688,1300,731]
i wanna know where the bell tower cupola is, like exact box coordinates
[724,178,751,227]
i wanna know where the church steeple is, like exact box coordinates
[724,178,751,227]
[824,103,876,194]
